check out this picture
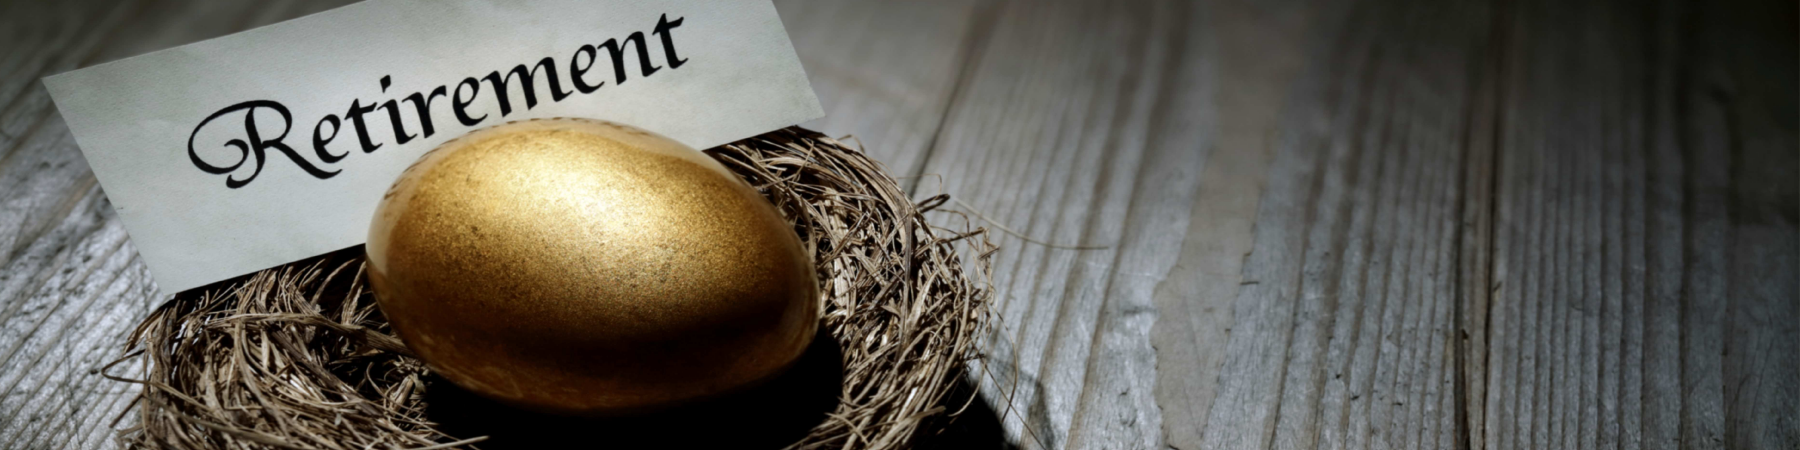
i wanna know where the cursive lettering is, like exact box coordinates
[185,14,687,188]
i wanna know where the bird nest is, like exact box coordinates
[106,127,998,449]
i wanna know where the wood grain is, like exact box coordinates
[772,0,983,187]
[1151,0,1317,448]
[1194,1,1492,449]
[1482,0,1798,449]
[911,0,1211,447]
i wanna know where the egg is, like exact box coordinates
[367,118,818,415]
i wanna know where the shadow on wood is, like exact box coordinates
[424,331,845,448]
[422,330,1015,448]
[914,377,1015,450]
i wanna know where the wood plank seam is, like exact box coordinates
[1454,0,1509,448]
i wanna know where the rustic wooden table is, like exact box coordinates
[1,0,1794,448]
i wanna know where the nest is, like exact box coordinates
[106,127,998,449]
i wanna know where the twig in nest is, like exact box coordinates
[112,260,466,450]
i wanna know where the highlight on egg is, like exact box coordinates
[367,118,819,415]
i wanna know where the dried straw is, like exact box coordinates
[107,127,997,450]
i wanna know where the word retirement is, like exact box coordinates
[187,14,688,188]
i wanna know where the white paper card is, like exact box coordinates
[46,0,822,295]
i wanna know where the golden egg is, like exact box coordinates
[367,118,818,415]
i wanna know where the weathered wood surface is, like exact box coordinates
[1480,0,1799,449]
[1189,0,1487,448]
[775,0,980,187]
[1150,0,1315,447]
[1,0,1794,449]
[1174,0,1797,449]
[911,0,1210,448]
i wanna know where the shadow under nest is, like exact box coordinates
[105,127,1010,449]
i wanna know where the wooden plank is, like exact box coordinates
[0,0,126,152]
[1487,0,1582,448]
[1494,1,1644,449]
[1150,0,1318,447]
[1708,1,1799,447]
[0,0,133,263]
[1482,0,1798,448]
[909,0,1210,447]
[1191,0,1493,449]
[0,1,361,449]
[772,0,982,186]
